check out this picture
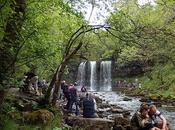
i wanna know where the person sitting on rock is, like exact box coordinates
[130,103,161,130]
[148,105,169,130]
[82,93,98,118]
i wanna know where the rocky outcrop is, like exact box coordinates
[66,116,114,130]
[6,88,41,111]
[113,116,130,130]
[113,60,153,78]
[23,109,54,124]
[63,91,135,130]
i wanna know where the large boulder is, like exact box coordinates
[23,109,54,124]
[66,116,114,130]
[113,116,130,130]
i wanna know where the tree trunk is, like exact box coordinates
[44,73,57,103]
[0,0,25,84]
[44,25,106,105]
[44,41,83,106]
[52,42,83,106]
[0,90,6,110]
[52,63,67,105]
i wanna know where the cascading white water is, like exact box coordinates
[76,62,86,90]
[100,61,112,91]
[77,61,112,91]
[90,61,97,91]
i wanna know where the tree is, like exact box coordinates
[45,24,111,105]
[0,0,26,87]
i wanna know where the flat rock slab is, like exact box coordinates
[66,116,114,130]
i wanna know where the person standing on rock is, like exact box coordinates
[67,84,80,116]
[82,93,98,118]
[63,84,71,110]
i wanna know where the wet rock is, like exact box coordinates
[123,97,132,101]
[114,116,130,125]
[98,103,111,109]
[94,96,103,104]
[111,108,125,113]
[113,125,125,130]
[123,111,131,118]
[66,116,114,130]
[113,116,130,130]
[107,113,123,120]
[139,97,151,102]
[98,108,111,113]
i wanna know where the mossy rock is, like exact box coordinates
[23,109,54,124]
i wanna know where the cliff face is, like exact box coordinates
[112,60,154,78]
[66,58,153,85]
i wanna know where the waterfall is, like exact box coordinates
[90,61,97,91]
[100,61,112,91]
[77,61,112,91]
[76,62,86,90]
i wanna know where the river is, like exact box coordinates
[76,61,175,129]
[93,91,175,130]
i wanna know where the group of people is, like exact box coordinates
[22,71,48,96]
[60,81,98,118]
[115,79,141,88]
[21,75,169,129]
[131,103,169,130]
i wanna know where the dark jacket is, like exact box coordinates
[83,97,95,118]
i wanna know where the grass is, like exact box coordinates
[114,64,175,99]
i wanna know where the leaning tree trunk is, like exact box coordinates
[52,62,68,105]
[44,42,83,106]
[45,42,83,106]
[52,42,83,106]
[44,25,108,105]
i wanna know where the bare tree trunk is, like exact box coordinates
[52,42,83,106]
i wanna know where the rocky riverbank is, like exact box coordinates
[61,92,133,130]
[1,88,133,130]
[1,88,174,130]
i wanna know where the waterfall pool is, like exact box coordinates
[93,91,175,130]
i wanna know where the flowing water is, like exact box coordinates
[94,91,175,130]
[100,61,112,91]
[76,61,175,129]
[90,61,97,91]
[76,61,112,91]
[77,62,86,88]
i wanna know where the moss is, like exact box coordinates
[0,110,62,130]
[24,109,54,124]
[1,117,19,130]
